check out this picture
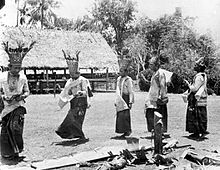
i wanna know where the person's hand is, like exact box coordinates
[128,103,132,109]
[78,110,84,116]
[15,94,25,102]
[2,95,10,101]
[87,104,91,108]
[77,91,83,96]
[184,79,190,86]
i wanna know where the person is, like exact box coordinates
[184,57,208,138]
[55,50,92,141]
[0,45,31,160]
[114,62,134,138]
[145,55,169,135]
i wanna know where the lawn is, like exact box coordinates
[1,92,220,169]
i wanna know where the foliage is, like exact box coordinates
[91,0,137,54]
[20,0,60,28]
[131,10,219,93]
[26,0,61,9]
[54,17,74,30]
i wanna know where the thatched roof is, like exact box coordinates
[0,26,119,72]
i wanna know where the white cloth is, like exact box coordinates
[58,76,90,109]
[0,71,29,118]
[159,68,173,83]
[115,76,129,112]
[146,68,167,108]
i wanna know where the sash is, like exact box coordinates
[58,77,92,109]
[115,76,129,112]
[195,73,207,100]
[58,78,81,109]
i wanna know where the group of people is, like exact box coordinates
[0,46,208,161]
[114,53,208,140]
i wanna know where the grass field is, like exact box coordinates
[1,92,220,169]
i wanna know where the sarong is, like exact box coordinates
[0,106,26,157]
[115,94,131,134]
[145,105,167,132]
[186,106,207,134]
[185,91,207,134]
[56,96,87,139]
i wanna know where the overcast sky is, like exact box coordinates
[1,0,220,43]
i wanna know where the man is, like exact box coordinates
[56,50,92,141]
[145,55,169,135]
[114,59,134,138]
[0,43,33,160]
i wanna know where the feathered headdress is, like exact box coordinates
[62,50,81,75]
[2,41,36,66]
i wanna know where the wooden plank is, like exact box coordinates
[31,146,125,170]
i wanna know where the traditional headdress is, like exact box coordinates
[2,41,36,66]
[62,50,80,76]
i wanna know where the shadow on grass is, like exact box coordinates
[110,135,126,140]
[52,138,89,147]
[0,156,26,166]
[183,135,208,142]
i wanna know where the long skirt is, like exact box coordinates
[186,106,207,134]
[145,104,168,132]
[0,106,26,158]
[115,94,131,134]
[56,97,87,139]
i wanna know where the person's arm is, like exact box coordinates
[189,75,204,92]
[77,78,87,97]
[16,76,30,102]
[127,77,134,109]
[159,72,167,98]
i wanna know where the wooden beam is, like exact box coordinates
[31,146,125,170]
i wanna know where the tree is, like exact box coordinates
[133,9,219,93]
[54,17,74,30]
[19,0,60,28]
[91,0,137,54]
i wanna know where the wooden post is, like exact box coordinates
[46,68,49,93]
[91,68,94,91]
[106,67,109,91]
[154,111,163,154]
[33,68,37,79]
[53,71,57,97]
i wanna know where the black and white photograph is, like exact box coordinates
[0,0,220,169]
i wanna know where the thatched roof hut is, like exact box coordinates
[0,26,119,72]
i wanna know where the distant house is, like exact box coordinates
[0,26,119,93]
[0,26,119,71]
